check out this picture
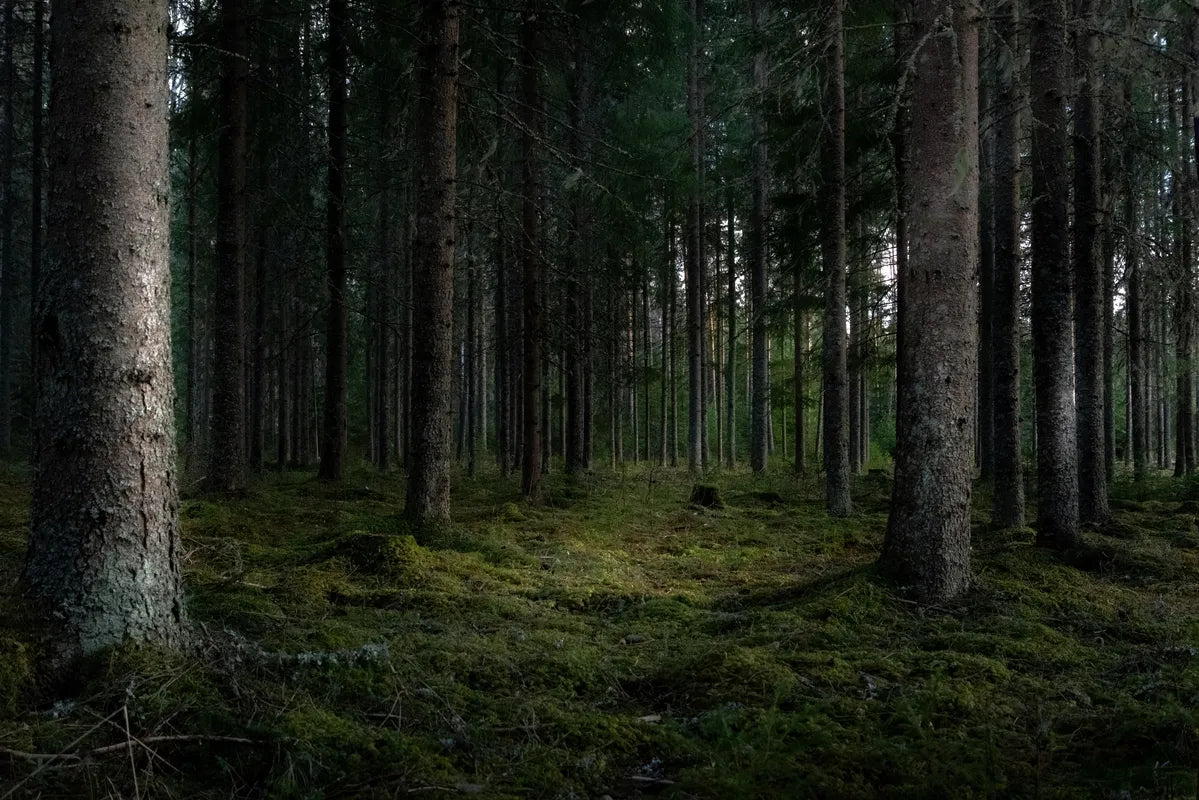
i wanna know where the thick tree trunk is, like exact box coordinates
[26,0,185,658]
[820,0,851,516]
[883,0,979,605]
[1030,0,1080,548]
[991,0,1024,528]
[407,0,460,528]
[318,0,349,482]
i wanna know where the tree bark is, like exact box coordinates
[820,0,851,516]
[991,0,1025,528]
[0,0,14,455]
[209,0,248,492]
[1030,0,1080,548]
[519,0,544,498]
[686,0,704,475]
[318,0,349,482]
[29,0,45,400]
[407,0,461,528]
[26,0,185,659]
[749,0,769,474]
[1072,0,1110,521]
[883,0,979,604]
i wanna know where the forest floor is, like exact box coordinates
[1,462,1198,798]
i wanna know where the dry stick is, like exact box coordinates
[0,707,123,798]
[123,705,140,800]
[0,734,259,766]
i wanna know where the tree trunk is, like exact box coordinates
[1030,0,1080,548]
[407,0,461,528]
[1072,0,1110,521]
[820,0,851,516]
[991,0,1024,528]
[318,0,349,482]
[0,0,14,455]
[686,0,704,474]
[209,0,249,492]
[520,0,544,499]
[29,0,45,401]
[977,50,995,482]
[26,0,185,659]
[749,0,769,474]
[1127,98,1147,480]
[883,0,979,605]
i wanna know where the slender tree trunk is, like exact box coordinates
[978,50,995,482]
[375,106,393,472]
[820,0,851,516]
[209,0,249,492]
[749,0,769,474]
[26,0,185,659]
[318,0,349,481]
[883,0,979,605]
[564,27,590,475]
[249,227,266,472]
[1072,0,1110,521]
[0,0,14,455]
[991,0,1024,528]
[669,222,679,467]
[1127,108,1147,480]
[1030,0,1080,548]
[407,0,461,528]
[520,0,544,499]
[725,196,736,469]
[29,0,45,404]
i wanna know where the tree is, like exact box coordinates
[208,0,248,492]
[519,0,544,499]
[1072,0,1110,523]
[991,0,1025,528]
[882,0,979,603]
[406,0,461,529]
[686,0,705,474]
[24,0,185,658]
[748,0,769,474]
[318,0,349,482]
[0,0,13,454]
[820,0,851,516]
[1030,0,1080,548]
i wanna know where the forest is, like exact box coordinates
[0,0,1198,796]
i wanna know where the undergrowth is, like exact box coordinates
[0,461,1198,798]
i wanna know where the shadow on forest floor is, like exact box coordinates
[1,460,1198,798]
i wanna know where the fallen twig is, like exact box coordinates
[0,734,259,765]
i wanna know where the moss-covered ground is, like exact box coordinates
[2,463,1199,798]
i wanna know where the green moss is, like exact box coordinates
[3,466,1199,797]
[0,636,30,714]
